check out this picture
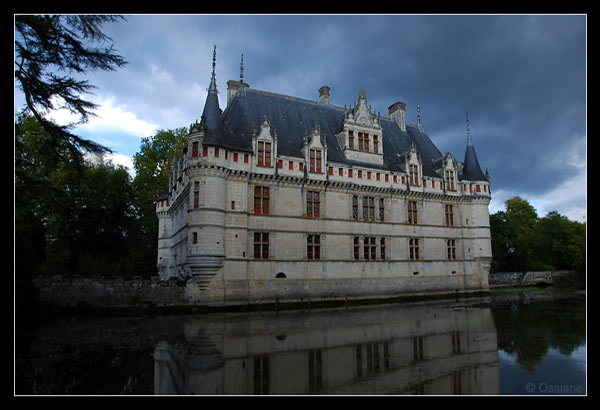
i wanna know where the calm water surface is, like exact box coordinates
[15,287,586,395]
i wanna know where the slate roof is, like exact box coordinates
[461,144,487,181]
[201,85,486,180]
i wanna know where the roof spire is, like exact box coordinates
[240,53,244,83]
[466,111,473,146]
[209,44,217,93]
[417,98,424,132]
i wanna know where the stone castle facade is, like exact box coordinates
[156,48,492,307]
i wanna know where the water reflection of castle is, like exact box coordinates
[154,300,499,395]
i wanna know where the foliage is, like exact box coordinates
[14,15,127,163]
[131,128,189,275]
[490,196,586,275]
[16,115,189,283]
[16,115,141,278]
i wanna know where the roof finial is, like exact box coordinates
[240,53,244,83]
[209,44,217,92]
[466,111,473,146]
[417,98,424,132]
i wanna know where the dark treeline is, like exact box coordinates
[15,114,187,312]
[489,196,586,275]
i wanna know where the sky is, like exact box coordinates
[14,14,587,222]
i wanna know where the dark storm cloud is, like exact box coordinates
[80,14,585,217]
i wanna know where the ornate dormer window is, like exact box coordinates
[337,89,383,165]
[304,124,327,175]
[253,116,277,168]
[434,152,458,192]
[404,142,422,187]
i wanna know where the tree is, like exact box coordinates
[15,15,127,164]
[131,128,188,273]
[503,197,538,270]
[16,115,143,279]
[489,196,586,275]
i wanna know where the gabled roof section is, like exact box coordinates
[206,86,445,177]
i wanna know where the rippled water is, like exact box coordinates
[15,287,585,395]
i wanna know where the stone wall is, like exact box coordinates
[33,275,185,309]
[488,270,575,288]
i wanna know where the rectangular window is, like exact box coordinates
[352,195,358,220]
[409,238,420,260]
[307,234,321,260]
[253,355,270,395]
[413,336,424,361]
[328,166,333,175]
[349,130,354,150]
[258,141,271,167]
[307,191,320,218]
[409,164,419,186]
[299,163,304,172]
[364,237,376,260]
[278,159,283,169]
[339,167,343,176]
[378,198,385,222]
[308,349,323,393]
[310,149,322,173]
[447,239,457,260]
[476,184,481,192]
[446,170,455,191]
[364,133,369,152]
[363,196,375,221]
[233,152,238,162]
[358,132,364,151]
[192,141,199,157]
[244,153,249,163]
[192,232,197,244]
[353,237,360,260]
[203,146,208,157]
[348,169,353,178]
[373,135,378,153]
[358,170,362,179]
[407,201,418,224]
[380,238,386,260]
[445,204,454,227]
[253,232,269,259]
[289,160,294,170]
[193,181,200,208]
[254,186,270,215]
[214,148,219,158]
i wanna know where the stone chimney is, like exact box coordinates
[319,85,330,105]
[388,101,406,132]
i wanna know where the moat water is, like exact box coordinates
[15,287,586,395]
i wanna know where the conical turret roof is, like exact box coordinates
[460,113,487,181]
[200,45,224,143]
